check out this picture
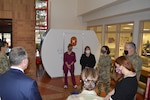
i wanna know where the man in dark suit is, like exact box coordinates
[0,46,42,100]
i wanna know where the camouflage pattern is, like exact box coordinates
[0,54,9,75]
[97,55,112,94]
[126,53,142,80]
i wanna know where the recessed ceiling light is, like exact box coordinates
[127,23,134,25]
[107,26,112,28]
[144,29,150,31]
[123,27,131,29]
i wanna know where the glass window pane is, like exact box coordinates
[105,33,116,58]
[88,26,97,32]
[120,23,134,31]
[118,33,133,56]
[36,10,47,26]
[90,26,96,32]
[141,32,150,68]
[96,32,102,46]
[96,26,102,32]
[35,0,48,30]
[107,25,117,32]
[88,26,102,49]
[3,33,11,46]
[35,30,47,44]
[36,0,47,9]
[143,21,150,31]
[89,27,94,30]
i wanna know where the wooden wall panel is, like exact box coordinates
[0,0,4,10]
[0,0,36,77]
[3,0,13,11]
[0,11,12,18]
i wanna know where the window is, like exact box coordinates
[105,25,117,58]
[96,26,102,46]
[140,21,150,68]
[0,19,12,47]
[118,23,133,56]
[87,26,102,47]
[35,0,48,47]
[35,0,48,30]
[105,23,133,58]
[88,22,134,58]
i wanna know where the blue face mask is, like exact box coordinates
[115,67,122,74]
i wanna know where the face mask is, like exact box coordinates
[68,47,72,51]
[124,50,128,55]
[5,48,10,53]
[101,50,106,54]
[84,79,95,90]
[115,67,122,74]
[86,50,90,54]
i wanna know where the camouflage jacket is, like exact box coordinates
[126,53,142,73]
[97,55,112,79]
[0,53,9,75]
[127,53,142,80]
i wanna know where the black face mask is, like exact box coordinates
[124,50,128,55]
[101,50,106,54]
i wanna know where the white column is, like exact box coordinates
[133,20,140,52]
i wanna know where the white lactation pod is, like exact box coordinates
[41,29,100,78]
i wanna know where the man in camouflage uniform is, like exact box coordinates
[0,41,9,75]
[124,42,142,80]
[97,46,112,95]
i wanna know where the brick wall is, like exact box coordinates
[0,0,36,77]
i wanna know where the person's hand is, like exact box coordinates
[95,66,98,70]
[67,65,71,69]
[104,94,110,100]
[104,90,114,100]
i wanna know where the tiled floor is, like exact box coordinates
[35,69,144,100]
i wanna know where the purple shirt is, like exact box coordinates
[63,51,76,68]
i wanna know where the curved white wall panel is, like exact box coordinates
[41,29,100,78]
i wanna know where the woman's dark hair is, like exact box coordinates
[0,41,7,51]
[84,46,91,54]
[68,43,73,48]
[102,45,110,54]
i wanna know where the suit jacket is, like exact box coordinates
[0,68,42,100]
